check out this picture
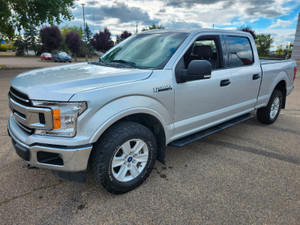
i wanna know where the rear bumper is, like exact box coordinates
[8,120,93,172]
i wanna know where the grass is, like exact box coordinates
[0,54,36,57]
[0,64,8,69]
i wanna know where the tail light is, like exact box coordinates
[294,67,297,81]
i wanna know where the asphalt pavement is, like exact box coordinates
[0,68,299,224]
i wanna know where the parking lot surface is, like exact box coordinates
[0,56,98,69]
[0,68,299,224]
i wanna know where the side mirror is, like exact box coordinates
[179,60,212,82]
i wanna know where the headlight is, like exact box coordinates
[32,101,87,137]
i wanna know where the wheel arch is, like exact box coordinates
[124,113,166,164]
[274,80,287,108]
[89,110,168,164]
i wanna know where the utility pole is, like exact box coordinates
[81,3,88,61]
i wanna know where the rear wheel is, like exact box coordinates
[257,90,282,124]
[90,121,157,194]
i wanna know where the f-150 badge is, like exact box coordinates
[153,85,173,93]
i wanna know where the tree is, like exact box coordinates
[0,0,14,39]
[142,24,165,31]
[65,32,81,61]
[238,25,256,40]
[275,43,292,58]
[255,34,274,57]
[14,35,26,56]
[61,25,83,39]
[83,24,94,58]
[276,45,284,56]
[24,25,39,55]
[90,28,114,53]
[60,25,83,52]
[40,26,63,53]
[0,0,75,39]
[116,31,132,44]
[84,23,93,43]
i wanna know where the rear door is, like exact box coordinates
[224,35,262,114]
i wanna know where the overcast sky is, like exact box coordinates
[61,0,300,50]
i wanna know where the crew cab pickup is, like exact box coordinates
[7,29,297,193]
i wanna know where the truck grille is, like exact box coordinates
[8,86,53,134]
[15,120,34,134]
[9,87,31,106]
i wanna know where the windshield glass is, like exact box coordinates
[101,32,188,69]
[59,52,68,57]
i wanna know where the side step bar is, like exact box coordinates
[169,113,253,147]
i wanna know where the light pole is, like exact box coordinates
[81,3,88,61]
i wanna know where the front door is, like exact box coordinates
[173,35,233,139]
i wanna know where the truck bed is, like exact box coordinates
[260,58,294,65]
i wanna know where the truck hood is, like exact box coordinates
[10,63,152,101]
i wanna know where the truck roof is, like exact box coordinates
[141,28,250,37]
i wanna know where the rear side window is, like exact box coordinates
[226,36,254,68]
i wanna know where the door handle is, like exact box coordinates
[253,74,261,80]
[220,79,231,87]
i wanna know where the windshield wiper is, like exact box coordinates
[110,60,139,68]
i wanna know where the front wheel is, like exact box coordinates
[257,90,282,124]
[90,121,157,194]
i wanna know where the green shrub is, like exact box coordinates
[6,44,16,51]
[0,44,8,51]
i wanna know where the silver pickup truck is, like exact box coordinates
[7,29,297,193]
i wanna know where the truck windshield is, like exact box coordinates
[100,32,189,69]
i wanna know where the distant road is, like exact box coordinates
[0,56,98,69]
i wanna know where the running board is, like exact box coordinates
[169,113,253,147]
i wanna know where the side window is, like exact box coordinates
[226,36,254,68]
[181,36,223,70]
[191,40,217,56]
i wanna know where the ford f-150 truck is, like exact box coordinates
[7,29,297,194]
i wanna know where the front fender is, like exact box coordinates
[86,95,174,144]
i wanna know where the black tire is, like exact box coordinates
[257,90,282,124]
[90,121,157,194]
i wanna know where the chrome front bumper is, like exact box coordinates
[8,120,93,172]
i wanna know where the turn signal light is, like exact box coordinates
[52,109,61,130]
[294,67,297,81]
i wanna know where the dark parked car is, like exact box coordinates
[40,53,52,60]
[52,52,72,63]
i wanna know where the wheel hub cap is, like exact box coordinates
[270,97,280,119]
[111,139,149,182]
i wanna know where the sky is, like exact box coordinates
[61,0,300,50]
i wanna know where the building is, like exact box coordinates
[292,13,300,60]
